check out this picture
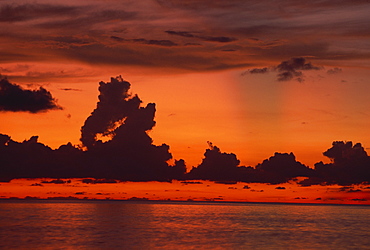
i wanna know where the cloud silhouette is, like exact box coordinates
[187,142,312,184]
[111,36,178,47]
[0,78,62,113]
[1,76,370,186]
[276,57,322,82]
[255,152,314,184]
[300,141,370,186]
[327,67,342,74]
[242,58,322,81]
[81,76,186,181]
[249,67,269,74]
[165,30,237,43]
[0,77,186,182]
[186,142,247,181]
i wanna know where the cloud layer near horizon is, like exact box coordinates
[0,76,369,185]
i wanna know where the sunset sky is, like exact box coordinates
[1,0,370,203]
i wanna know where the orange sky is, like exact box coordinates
[1,0,370,203]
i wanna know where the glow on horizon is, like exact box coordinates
[1,179,369,205]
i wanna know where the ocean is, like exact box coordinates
[0,200,369,249]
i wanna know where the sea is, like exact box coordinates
[0,200,369,249]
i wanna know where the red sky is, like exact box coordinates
[1,0,370,203]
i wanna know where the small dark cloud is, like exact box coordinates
[347,189,362,193]
[250,189,264,192]
[215,181,238,184]
[41,179,71,184]
[202,36,236,43]
[0,78,62,113]
[30,183,43,187]
[81,179,117,184]
[352,198,367,201]
[249,67,269,74]
[111,36,178,47]
[275,186,286,190]
[327,67,342,74]
[276,57,322,82]
[165,30,194,38]
[180,181,203,185]
[242,67,269,75]
[243,185,251,189]
[165,30,237,43]
[59,88,82,91]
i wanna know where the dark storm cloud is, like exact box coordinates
[165,30,237,43]
[0,78,62,113]
[276,57,322,82]
[0,3,80,22]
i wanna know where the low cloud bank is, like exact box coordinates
[0,76,369,185]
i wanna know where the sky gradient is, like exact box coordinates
[1,0,370,203]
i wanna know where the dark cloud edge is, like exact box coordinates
[0,77,62,113]
[241,57,326,82]
[0,76,369,187]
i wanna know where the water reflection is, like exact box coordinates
[0,201,369,249]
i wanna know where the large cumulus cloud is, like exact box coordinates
[187,142,314,184]
[301,141,370,186]
[0,76,186,182]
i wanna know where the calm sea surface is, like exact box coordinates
[0,200,369,249]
